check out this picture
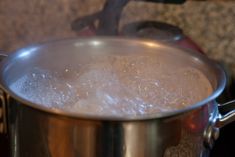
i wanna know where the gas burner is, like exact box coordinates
[71,0,186,36]
[121,21,183,42]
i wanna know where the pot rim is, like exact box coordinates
[0,37,226,121]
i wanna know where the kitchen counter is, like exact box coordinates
[122,1,235,74]
[0,0,234,74]
[0,1,235,157]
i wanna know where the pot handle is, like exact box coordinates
[0,52,8,134]
[216,100,235,128]
[203,100,235,149]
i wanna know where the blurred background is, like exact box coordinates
[0,0,235,156]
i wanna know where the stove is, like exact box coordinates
[1,21,235,157]
[211,72,235,157]
[1,0,234,157]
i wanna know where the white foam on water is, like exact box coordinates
[9,55,213,117]
[10,68,78,108]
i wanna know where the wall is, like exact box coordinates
[0,0,234,73]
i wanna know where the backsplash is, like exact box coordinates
[121,1,235,73]
[0,0,234,74]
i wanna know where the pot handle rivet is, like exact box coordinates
[0,123,3,133]
[0,90,7,134]
[203,123,220,149]
[0,53,8,134]
[0,107,2,118]
[212,127,220,140]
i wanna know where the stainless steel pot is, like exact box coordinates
[0,37,235,157]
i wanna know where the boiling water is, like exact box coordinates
[10,55,213,117]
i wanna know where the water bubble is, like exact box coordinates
[9,55,213,118]
[32,73,36,78]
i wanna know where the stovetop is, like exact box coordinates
[211,123,235,157]
[210,74,235,157]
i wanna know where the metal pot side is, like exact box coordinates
[0,37,235,157]
[7,97,215,157]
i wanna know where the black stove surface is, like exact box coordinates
[210,73,235,157]
[211,123,235,157]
